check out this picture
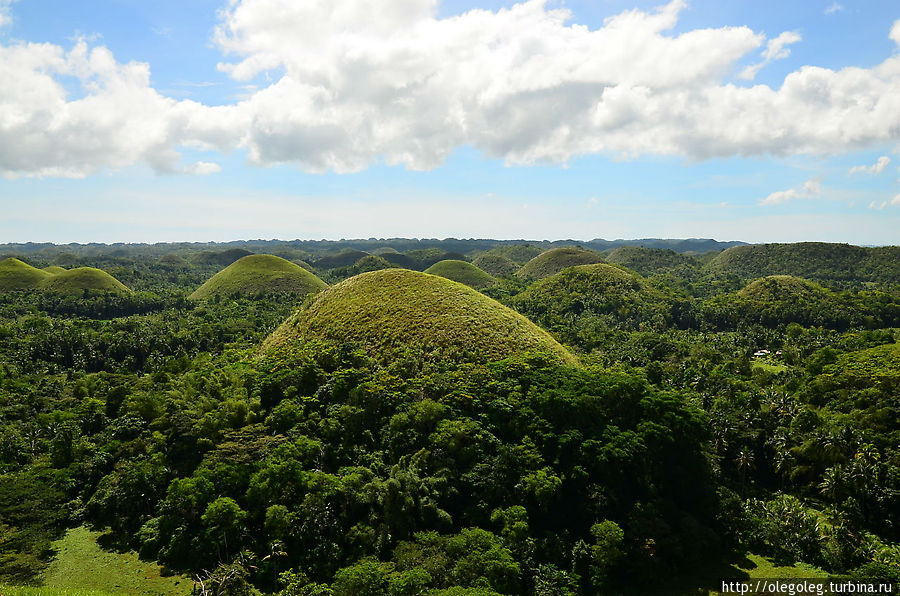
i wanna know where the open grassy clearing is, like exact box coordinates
[38,526,189,596]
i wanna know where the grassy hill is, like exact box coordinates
[190,254,327,299]
[42,268,130,295]
[472,253,519,277]
[261,269,578,366]
[0,258,52,291]
[605,246,700,278]
[424,260,496,289]
[702,275,859,329]
[190,248,253,267]
[705,242,900,285]
[480,244,546,265]
[41,266,68,274]
[516,247,604,280]
[404,248,469,271]
[313,249,370,270]
[157,254,189,269]
[514,263,673,331]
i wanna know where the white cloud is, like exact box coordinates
[848,155,890,175]
[739,31,802,80]
[868,194,900,210]
[185,161,222,175]
[0,0,15,27]
[0,39,242,178]
[760,177,822,206]
[824,2,843,16]
[892,20,900,46]
[5,2,900,177]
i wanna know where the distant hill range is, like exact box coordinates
[3,239,898,286]
[0,237,746,259]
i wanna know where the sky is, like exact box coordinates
[1,0,900,244]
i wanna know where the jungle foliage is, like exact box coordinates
[0,239,898,595]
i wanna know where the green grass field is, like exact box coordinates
[3,526,191,596]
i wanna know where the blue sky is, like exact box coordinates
[1,0,899,244]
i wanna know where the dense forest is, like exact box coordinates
[0,239,898,595]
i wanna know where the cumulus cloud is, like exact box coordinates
[5,1,900,177]
[0,39,243,178]
[848,155,890,175]
[760,177,822,206]
[739,31,802,80]
[824,2,843,16]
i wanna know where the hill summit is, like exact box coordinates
[190,254,327,300]
[517,247,604,280]
[0,258,130,294]
[42,267,130,294]
[424,260,496,289]
[0,258,52,291]
[261,269,577,365]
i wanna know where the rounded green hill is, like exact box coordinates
[605,246,697,277]
[472,253,519,277]
[702,275,855,329]
[738,275,832,302]
[482,244,545,265]
[261,269,578,366]
[705,242,900,284]
[0,258,52,291]
[313,249,370,270]
[158,254,190,269]
[42,265,68,274]
[424,260,496,289]
[517,247,604,280]
[514,263,672,329]
[42,267,130,295]
[190,254,327,300]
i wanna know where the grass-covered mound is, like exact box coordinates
[379,252,416,269]
[514,263,673,333]
[517,247,604,280]
[472,253,519,277]
[702,275,856,329]
[705,243,900,285]
[738,275,832,302]
[262,269,578,365]
[42,267,130,295]
[324,255,399,283]
[313,249,370,270]
[481,244,546,264]
[157,254,189,269]
[404,248,469,270]
[42,265,68,274]
[190,254,327,300]
[190,248,253,266]
[605,246,699,278]
[424,260,496,289]
[0,258,52,291]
